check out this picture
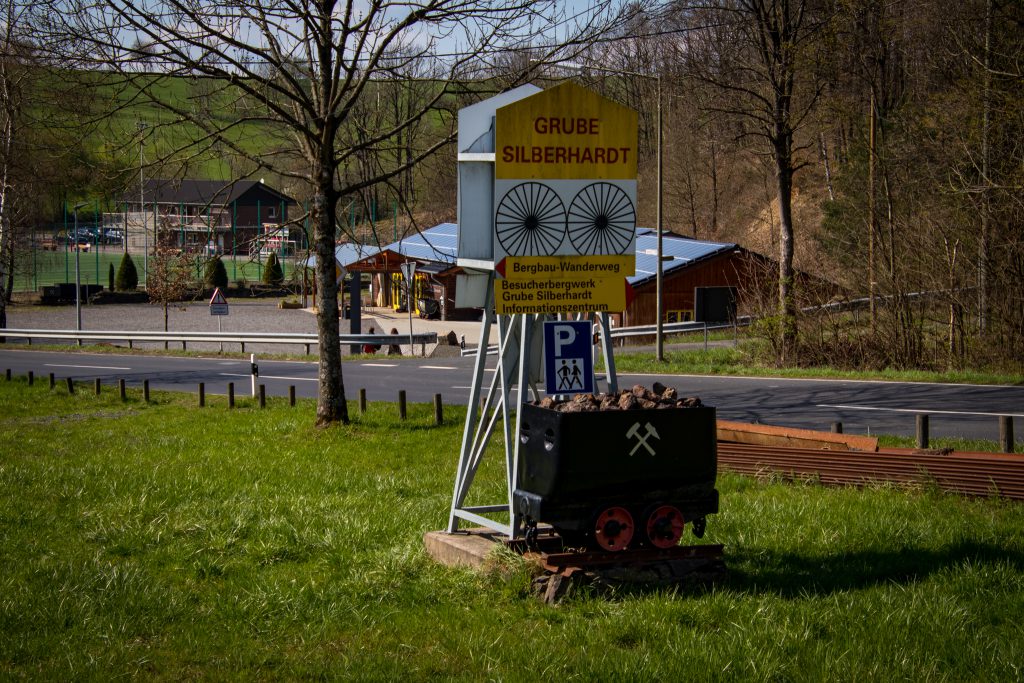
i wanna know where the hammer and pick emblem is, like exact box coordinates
[626,421,660,456]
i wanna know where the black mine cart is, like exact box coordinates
[513,403,719,551]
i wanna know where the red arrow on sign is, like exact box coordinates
[495,257,507,279]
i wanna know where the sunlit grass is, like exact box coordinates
[1,378,1022,679]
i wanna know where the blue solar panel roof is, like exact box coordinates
[300,242,380,269]
[628,230,737,286]
[304,224,735,282]
[383,222,459,264]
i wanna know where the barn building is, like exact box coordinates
[119,179,299,257]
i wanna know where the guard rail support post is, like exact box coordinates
[118,379,126,401]
[304,343,310,355]
[434,393,443,425]
[832,422,843,434]
[289,385,295,407]
[259,384,266,409]
[66,377,74,394]
[94,378,101,396]
[199,383,205,407]
[999,416,1014,454]
[49,373,55,389]
[182,340,187,350]
[143,379,150,403]
[128,340,133,349]
[27,370,33,386]
[359,388,366,413]
[916,414,929,449]
[398,390,407,420]
[228,382,235,408]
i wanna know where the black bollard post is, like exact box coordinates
[916,414,929,449]
[27,371,33,386]
[289,385,296,407]
[49,373,55,389]
[359,388,366,413]
[119,379,126,401]
[259,384,266,408]
[228,382,235,409]
[199,383,205,407]
[434,393,443,425]
[398,390,407,420]
[143,379,150,403]
[65,377,74,394]
[999,416,1014,454]
[94,378,101,396]
[831,422,843,434]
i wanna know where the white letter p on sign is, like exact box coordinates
[553,325,576,356]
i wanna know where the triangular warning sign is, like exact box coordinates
[210,287,228,305]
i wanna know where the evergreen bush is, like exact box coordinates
[204,256,229,290]
[115,253,139,291]
[262,252,284,286]
[107,263,115,291]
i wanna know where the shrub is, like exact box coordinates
[262,252,284,286]
[204,256,229,290]
[115,253,138,291]
[107,263,114,291]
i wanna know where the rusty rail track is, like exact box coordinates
[718,442,1024,500]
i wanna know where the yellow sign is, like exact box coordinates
[495,82,638,180]
[500,255,635,279]
[495,276,625,315]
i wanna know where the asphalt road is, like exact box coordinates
[2,347,1022,443]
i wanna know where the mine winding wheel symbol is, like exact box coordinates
[495,182,566,257]
[566,182,636,255]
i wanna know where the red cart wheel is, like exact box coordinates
[594,507,634,552]
[645,505,685,549]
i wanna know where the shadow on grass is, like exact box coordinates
[583,540,1024,602]
[720,540,1024,597]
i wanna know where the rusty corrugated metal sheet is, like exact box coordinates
[718,443,1024,500]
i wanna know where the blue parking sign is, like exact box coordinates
[543,320,594,395]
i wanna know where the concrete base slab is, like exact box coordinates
[424,528,514,569]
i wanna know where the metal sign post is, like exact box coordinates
[447,83,638,541]
[209,287,229,352]
[400,261,417,355]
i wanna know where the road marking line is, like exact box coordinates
[45,363,131,370]
[621,371,1024,390]
[422,365,458,370]
[452,386,518,391]
[817,403,1024,418]
[361,363,398,367]
[219,373,316,381]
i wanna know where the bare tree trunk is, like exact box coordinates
[978,0,993,334]
[775,140,797,362]
[313,167,348,426]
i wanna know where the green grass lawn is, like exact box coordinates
[607,345,1024,386]
[1,379,1022,679]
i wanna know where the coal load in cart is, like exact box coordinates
[514,385,718,551]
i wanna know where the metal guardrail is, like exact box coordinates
[461,318,750,357]
[0,328,438,355]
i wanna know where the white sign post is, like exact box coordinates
[209,287,229,352]
[400,261,417,355]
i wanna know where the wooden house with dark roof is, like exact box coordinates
[121,179,300,256]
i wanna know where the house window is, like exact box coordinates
[267,206,277,219]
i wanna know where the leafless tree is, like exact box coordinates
[38,0,636,425]
[674,0,831,361]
